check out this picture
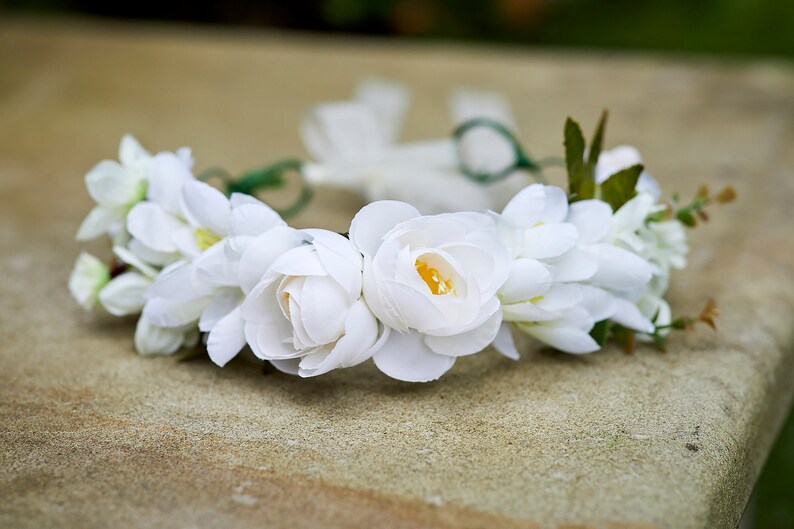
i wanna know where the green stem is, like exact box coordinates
[224,158,313,219]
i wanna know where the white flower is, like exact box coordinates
[69,253,110,310]
[134,179,238,328]
[491,184,611,355]
[141,192,287,366]
[125,155,204,262]
[98,246,159,317]
[564,195,656,334]
[239,229,388,377]
[301,82,525,214]
[595,145,661,202]
[349,201,511,382]
[103,246,199,356]
[76,135,151,242]
[638,218,688,274]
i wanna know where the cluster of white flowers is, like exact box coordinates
[71,123,691,381]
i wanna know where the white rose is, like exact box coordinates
[239,228,387,377]
[350,201,511,382]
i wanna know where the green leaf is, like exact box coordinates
[589,319,610,346]
[599,164,642,211]
[587,109,608,171]
[676,209,697,227]
[564,118,594,200]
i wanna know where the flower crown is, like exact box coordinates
[70,82,734,382]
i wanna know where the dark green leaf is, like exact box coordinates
[589,319,610,346]
[599,164,642,211]
[564,118,594,200]
[587,109,609,171]
[676,209,697,227]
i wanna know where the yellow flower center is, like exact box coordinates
[194,228,221,251]
[415,259,454,296]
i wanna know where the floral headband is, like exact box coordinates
[70,81,734,382]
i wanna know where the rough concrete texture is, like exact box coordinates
[1,18,793,529]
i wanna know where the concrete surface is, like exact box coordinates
[1,17,793,529]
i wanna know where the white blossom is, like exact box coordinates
[69,253,110,310]
[239,229,388,377]
[491,184,614,355]
[350,201,511,382]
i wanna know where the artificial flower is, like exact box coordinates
[75,135,151,242]
[491,184,612,355]
[563,195,656,334]
[301,81,526,214]
[350,201,511,382]
[69,252,110,310]
[141,192,287,366]
[240,229,388,377]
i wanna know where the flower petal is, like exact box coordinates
[207,306,247,367]
[586,244,653,292]
[298,299,382,377]
[270,358,301,376]
[301,101,387,161]
[134,317,187,356]
[546,247,598,282]
[349,200,419,256]
[127,202,185,253]
[499,258,552,304]
[298,275,349,345]
[198,289,243,332]
[502,301,559,323]
[611,297,655,334]
[522,223,579,260]
[244,320,298,360]
[354,77,409,145]
[149,260,213,302]
[535,284,583,312]
[128,238,180,266]
[180,180,231,235]
[566,200,612,243]
[147,152,194,214]
[492,322,519,360]
[521,323,600,354]
[143,294,211,327]
[118,134,151,167]
[304,228,363,301]
[373,331,456,382]
[229,201,285,237]
[502,184,568,227]
[113,245,159,279]
[99,272,150,316]
[85,160,142,207]
[238,227,305,294]
[578,285,616,323]
[423,307,502,357]
[76,206,123,241]
[193,242,238,287]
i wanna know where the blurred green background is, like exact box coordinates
[3,0,794,58]
[2,0,791,526]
